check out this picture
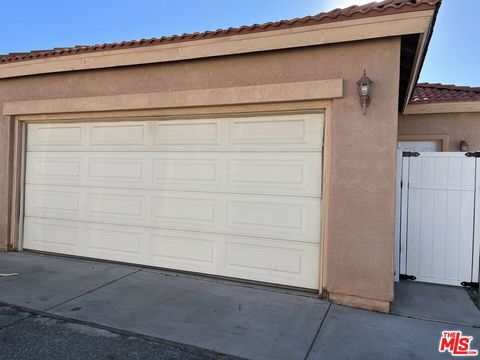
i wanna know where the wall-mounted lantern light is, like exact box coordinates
[356,70,373,115]
[460,140,469,152]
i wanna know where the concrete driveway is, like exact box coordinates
[1,252,479,360]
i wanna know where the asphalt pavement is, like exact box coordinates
[0,305,235,360]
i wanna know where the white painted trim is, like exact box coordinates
[0,11,434,79]
[473,158,480,283]
[18,124,27,251]
[394,149,402,282]
[399,155,409,275]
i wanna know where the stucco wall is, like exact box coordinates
[0,37,401,310]
[399,112,480,151]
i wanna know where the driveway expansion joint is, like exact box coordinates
[304,302,332,360]
[388,311,480,329]
[45,268,143,312]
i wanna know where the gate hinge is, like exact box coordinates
[403,151,420,157]
[399,274,417,281]
[465,152,480,158]
[461,281,479,289]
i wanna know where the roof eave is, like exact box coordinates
[0,9,436,80]
[401,0,442,112]
[404,100,480,114]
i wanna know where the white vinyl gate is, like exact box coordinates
[398,151,480,286]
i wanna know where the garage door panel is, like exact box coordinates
[25,185,320,243]
[152,158,221,187]
[226,242,304,277]
[23,217,319,288]
[228,115,322,147]
[89,158,146,182]
[224,239,319,287]
[26,152,321,197]
[27,155,83,182]
[28,188,81,216]
[24,113,323,289]
[226,199,319,241]
[151,197,219,224]
[28,123,84,147]
[87,193,145,218]
[90,122,149,146]
[23,217,82,255]
[154,120,221,146]
[27,114,324,152]
[85,226,146,263]
[149,233,218,272]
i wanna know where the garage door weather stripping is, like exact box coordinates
[22,113,324,289]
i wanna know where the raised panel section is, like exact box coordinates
[26,154,82,183]
[87,193,144,218]
[153,158,220,185]
[226,242,303,275]
[151,197,217,224]
[27,152,321,196]
[228,162,304,186]
[28,124,83,148]
[228,114,323,150]
[26,186,80,217]
[226,155,321,196]
[226,197,320,242]
[154,120,219,145]
[88,158,144,181]
[27,114,324,152]
[90,123,147,145]
[86,226,143,255]
[23,217,81,254]
[228,202,303,230]
[24,185,320,243]
[224,239,319,287]
[23,217,319,288]
[149,234,216,265]
[230,119,305,143]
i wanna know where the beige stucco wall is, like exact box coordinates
[0,37,401,310]
[399,112,480,151]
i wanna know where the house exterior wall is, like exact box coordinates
[399,112,480,151]
[0,37,401,311]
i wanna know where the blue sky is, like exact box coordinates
[1,0,478,86]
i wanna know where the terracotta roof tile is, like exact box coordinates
[0,0,439,64]
[411,83,480,104]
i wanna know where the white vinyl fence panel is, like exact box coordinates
[404,153,476,286]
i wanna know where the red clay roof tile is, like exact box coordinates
[0,0,439,64]
[411,83,480,104]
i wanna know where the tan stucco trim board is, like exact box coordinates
[404,101,480,114]
[0,11,433,79]
[3,79,342,115]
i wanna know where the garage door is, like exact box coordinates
[23,113,324,288]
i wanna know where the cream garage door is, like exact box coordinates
[23,113,324,288]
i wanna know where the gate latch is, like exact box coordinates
[403,151,420,157]
[399,274,417,281]
[465,152,480,158]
